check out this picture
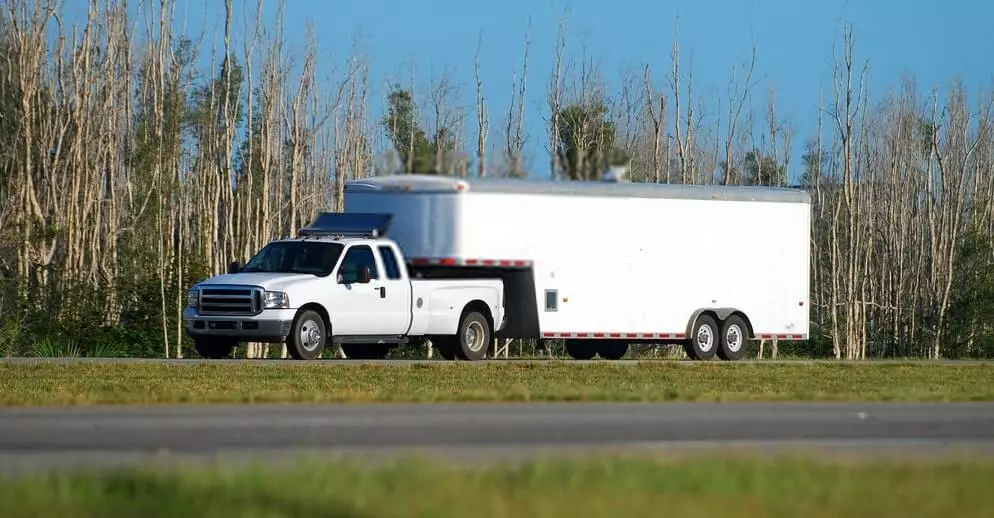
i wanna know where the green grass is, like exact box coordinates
[2,454,993,517]
[2,361,993,406]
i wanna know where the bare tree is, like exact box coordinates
[547,7,568,180]
[503,16,531,178]
[474,33,488,178]
[642,64,668,183]
[721,42,757,185]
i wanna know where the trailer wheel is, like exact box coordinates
[686,314,719,360]
[193,337,236,359]
[598,341,628,360]
[565,340,597,360]
[454,311,491,361]
[285,309,327,360]
[718,314,749,361]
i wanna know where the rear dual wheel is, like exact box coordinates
[432,310,492,361]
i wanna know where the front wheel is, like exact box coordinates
[286,309,327,360]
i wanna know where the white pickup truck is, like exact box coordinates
[182,213,505,360]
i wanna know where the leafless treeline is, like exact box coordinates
[0,0,991,359]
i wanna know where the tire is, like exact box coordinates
[454,310,491,361]
[193,338,236,359]
[341,343,389,360]
[285,309,327,360]
[718,314,749,361]
[598,341,629,360]
[565,340,597,360]
[685,314,719,360]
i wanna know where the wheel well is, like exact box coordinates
[297,303,332,334]
[685,308,754,339]
[462,299,494,333]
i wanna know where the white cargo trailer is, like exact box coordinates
[343,174,811,361]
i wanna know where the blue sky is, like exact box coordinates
[68,0,992,182]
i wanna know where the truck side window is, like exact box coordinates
[338,245,379,283]
[378,246,402,279]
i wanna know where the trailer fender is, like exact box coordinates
[685,308,753,339]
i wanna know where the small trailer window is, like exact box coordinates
[545,289,558,312]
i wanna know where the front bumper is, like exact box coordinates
[183,307,296,343]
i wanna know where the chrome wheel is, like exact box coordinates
[299,318,323,352]
[696,324,714,353]
[725,324,743,353]
[454,311,490,361]
[464,321,486,352]
[718,314,750,361]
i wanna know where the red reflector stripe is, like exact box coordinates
[540,332,802,340]
[408,257,533,268]
[540,332,687,340]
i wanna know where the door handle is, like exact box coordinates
[378,286,386,298]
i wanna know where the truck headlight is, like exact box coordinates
[187,288,199,308]
[263,291,289,309]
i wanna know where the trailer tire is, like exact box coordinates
[686,314,719,360]
[598,341,628,360]
[285,309,327,360]
[194,337,236,359]
[718,314,749,361]
[565,340,597,360]
[454,310,491,361]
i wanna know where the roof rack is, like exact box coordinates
[297,212,393,239]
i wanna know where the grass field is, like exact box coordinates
[1,454,992,517]
[2,360,993,406]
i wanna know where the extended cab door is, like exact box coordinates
[375,243,413,335]
[333,243,412,336]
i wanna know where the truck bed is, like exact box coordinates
[407,278,504,337]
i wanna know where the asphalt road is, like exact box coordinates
[2,402,994,474]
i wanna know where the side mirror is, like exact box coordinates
[227,261,241,274]
[357,265,372,284]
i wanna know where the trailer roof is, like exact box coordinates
[345,174,811,204]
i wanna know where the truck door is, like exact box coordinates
[334,244,383,335]
[376,244,414,335]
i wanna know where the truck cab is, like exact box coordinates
[183,213,505,360]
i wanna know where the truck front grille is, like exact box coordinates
[198,286,261,315]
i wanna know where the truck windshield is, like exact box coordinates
[240,241,344,276]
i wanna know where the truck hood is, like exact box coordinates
[194,272,321,293]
